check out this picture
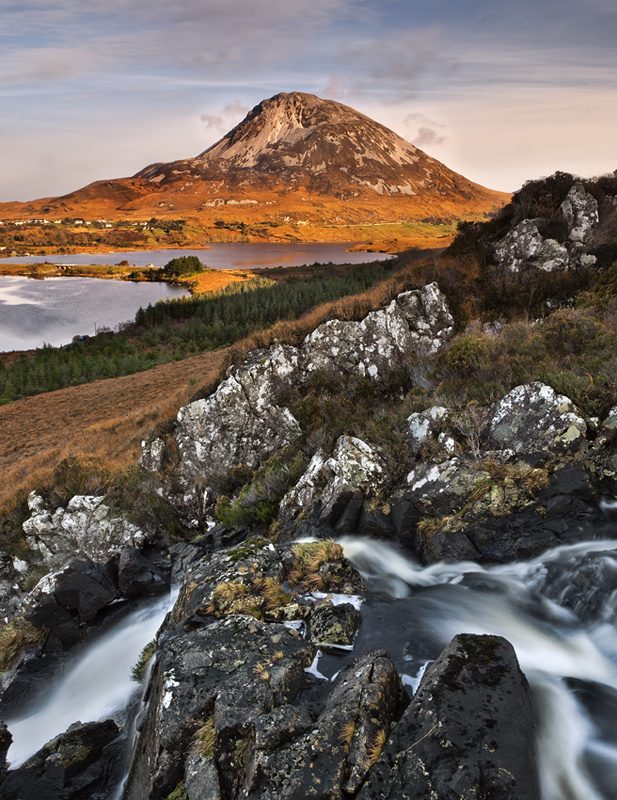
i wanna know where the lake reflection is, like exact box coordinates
[0,277,188,352]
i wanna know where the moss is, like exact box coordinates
[131,638,157,683]
[165,784,188,800]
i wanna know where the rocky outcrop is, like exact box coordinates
[357,634,540,800]
[23,493,151,569]
[494,220,569,272]
[494,183,600,272]
[165,285,453,522]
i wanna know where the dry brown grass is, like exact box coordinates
[0,348,229,513]
[178,268,256,293]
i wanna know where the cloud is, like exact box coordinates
[201,100,249,134]
[404,112,447,150]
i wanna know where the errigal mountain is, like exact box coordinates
[0,92,508,231]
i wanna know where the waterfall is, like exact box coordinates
[339,536,617,800]
[4,589,178,769]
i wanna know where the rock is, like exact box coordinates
[117,547,170,599]
[486,382,587,459]
[22,558,120,648]
[123,615,316,800]
[281,436,386,524]
[185,753,223,800]
[174,344,302,506]
[560,182,599,242]
[308,602,361,647]
[243,650,409,800]
[494,219,569,272]
[0,722,11,779]
[357,634,540,800]
[300,284,453,379]
[404,458,492,518]
[23,493,150,569]
[0,719,121,800]
[405,405,449,458]
[139,438,166,472]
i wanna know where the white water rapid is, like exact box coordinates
[5,589,177,769]
[339,536,617,800]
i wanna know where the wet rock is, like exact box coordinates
[494,219,569,272]
[123,615,316,800]
[0,719,121,800]
[0,722,11,779]
[308,602,361,647]
[23,493,150,569]
[243,650,409,800]
[486,382,587,459]
[22,558,120,648]
[357,634,540,800]
[117,547,170,599]
[560,181,599,242]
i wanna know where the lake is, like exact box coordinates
[0,278,188,352]
[0,243,392,352]
[2,242,392,270]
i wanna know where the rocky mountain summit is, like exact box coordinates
[2,170,617,798]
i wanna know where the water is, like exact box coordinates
[0,244,391,352]
[4,590,177,769]
[0,276,188,351]
[7,538,617,798]
[339,536,617,800]
[1,243,393,270]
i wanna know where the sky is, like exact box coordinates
[1,0,616,202]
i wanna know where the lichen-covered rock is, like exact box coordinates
[174,344,302,506]
[300,283,452,378]
[357,634,540,800]
[281,436,386,524]
[486,381,587,458]
[243,650,409,800]
[139,437,166,472]
[123,615,316,800]
[23,493,149,568]
[404,458,491,517]
[494,219,569,272]
[0,719,121,800]
[560,182,599,242]
[308,602,361,647]
[406,405,449,457]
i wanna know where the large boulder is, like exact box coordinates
[300,283,453,378]
[485,382,587,459]
[357,634,541,800]
[494,219,569,272]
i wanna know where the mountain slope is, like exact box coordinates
[0,92,509,239]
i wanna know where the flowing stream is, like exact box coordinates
[5,538,617,799]
[337,536,617,800]
[4,589,178,769]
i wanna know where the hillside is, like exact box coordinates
[0,93,509,250]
